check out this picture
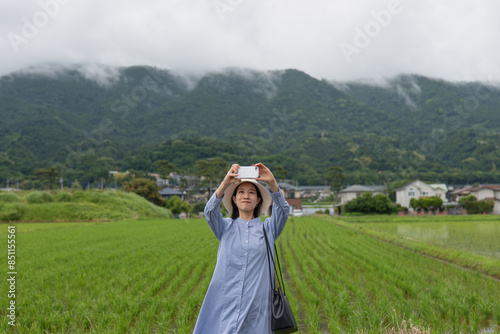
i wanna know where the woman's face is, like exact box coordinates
[232,183,261,214]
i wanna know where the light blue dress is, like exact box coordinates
[193,189,289,334]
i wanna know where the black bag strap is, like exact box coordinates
[263,225,286,294]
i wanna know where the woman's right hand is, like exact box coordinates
[216,164,241,198]
[221,164,241,186]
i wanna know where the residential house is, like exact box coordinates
[430,184,449,203]
[149,173,170,187]
[449,185,500,214]
[159,187,186,200]
[339,185,386,204]
[298,185,332,201]
[395,180,436,210]
[278,182,302,212]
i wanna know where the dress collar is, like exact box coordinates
[235,217,262,224]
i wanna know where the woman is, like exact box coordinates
[193,162,290,334]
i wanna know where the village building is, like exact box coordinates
[159,187,186,200]
[298,185,331,201]
[449,185,500,214]
[395,180,436,211]
[278,182,302,212]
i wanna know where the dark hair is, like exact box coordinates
[231,182,263,220]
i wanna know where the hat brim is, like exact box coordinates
[222,179,272,217]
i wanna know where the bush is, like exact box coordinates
[27,191,55,204]
[165,196,192,215]
[410,196,443,212]
[478,199,494,213]
[55,191,73,202]
[0,192,20,203]
[122,178,164,206]
[458,195,494,214]
[463,198,494,214]
[0,203,27,221]
[192,202,206,214]
[345,192,398,214]
[458,194,477,205]
[71,180,83,191]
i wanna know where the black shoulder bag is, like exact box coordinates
[263,226,298,333]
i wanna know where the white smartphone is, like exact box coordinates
[237,166,259,179]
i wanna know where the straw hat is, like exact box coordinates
[222,179,272,217]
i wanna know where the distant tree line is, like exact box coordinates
[2,67,500,190]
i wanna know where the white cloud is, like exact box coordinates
[1,0,499,82]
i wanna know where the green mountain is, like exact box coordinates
[1,64,499,187]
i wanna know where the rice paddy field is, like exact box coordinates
[342,215,500,259]
[1,215,499,333]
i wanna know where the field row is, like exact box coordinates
[1,220,218,333]
[279,216,499,333]
[1,217,499,333]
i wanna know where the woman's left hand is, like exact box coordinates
[255,162,279,193]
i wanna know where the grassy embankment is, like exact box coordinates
[0,190,173,222]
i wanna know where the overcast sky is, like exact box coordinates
[1,0,499,83]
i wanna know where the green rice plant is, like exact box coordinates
[0,217,498,333]
[279,216,499,332]
[0,219,217,333]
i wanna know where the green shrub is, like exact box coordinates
[411,196,444,211]
[122,178,164,206]
[345,192,398,214]
[71,190,86,202]
[71,180,83,191]
[0,203,27,221]
[165,196,192,215]
[463,199,494,214]
[459,195,494,214]
[478,199,494,214]
[55,191,73,202]
[192,202,206,214]
[458,194,477,205]
[0,192,20,203]
[27,191,55,204]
